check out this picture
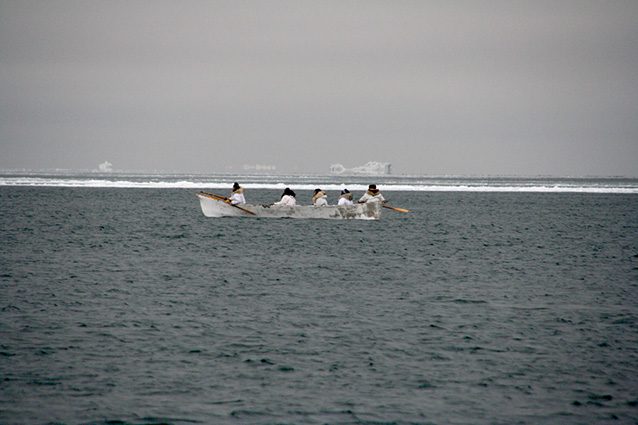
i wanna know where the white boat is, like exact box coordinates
[196,192,382,220]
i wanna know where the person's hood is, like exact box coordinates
[312,190,327,203]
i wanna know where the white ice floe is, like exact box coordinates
[330,161,391,175]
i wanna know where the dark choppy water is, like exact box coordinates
[1,187,637,424]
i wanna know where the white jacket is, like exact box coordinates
[359,190,385,203]
[229,192,246,205]
[314,195,328,206]
[338,197,353,205]
[274,195,296,206]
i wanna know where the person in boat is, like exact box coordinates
[358,184,386,203]
[337,188,354,205]
[312,188,328,206]
[229,182,246,205]
[274,187,297,206]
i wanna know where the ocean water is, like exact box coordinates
[1,175,637,424]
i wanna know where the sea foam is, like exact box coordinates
[1,172,637,193]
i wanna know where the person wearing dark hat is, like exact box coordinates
[337,188,354,205]
[312,188,328,206]
[358,184,386,203]
[229,182,246,205]
[273,187,297,206]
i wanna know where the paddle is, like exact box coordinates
[383,206,409,213]
[198,191,257,216]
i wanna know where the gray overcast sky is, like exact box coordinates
[1,1,637,176]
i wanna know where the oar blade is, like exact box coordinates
[383,205,409,213]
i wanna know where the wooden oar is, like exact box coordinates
[198,191,257,216]
[383,205,409,213]
[201,192,230,202]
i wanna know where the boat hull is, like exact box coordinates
[196,193,381,220]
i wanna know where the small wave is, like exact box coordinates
[453,299,488,304]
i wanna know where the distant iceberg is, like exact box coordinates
[97,161,113,173]
[243,164,276,172]
[330,161,391,175]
